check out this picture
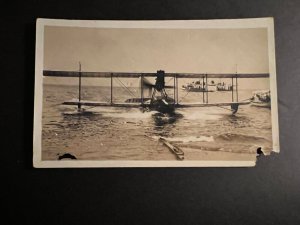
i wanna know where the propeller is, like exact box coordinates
[142,77,174,89]
[142,77,155,88]
[141,77,154,97]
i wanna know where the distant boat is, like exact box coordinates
[182,80,233,92]
[216,82,233,91]
[181,80,216,92]
[251,90,271,108]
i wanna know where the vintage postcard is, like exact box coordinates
[33,18,279,167]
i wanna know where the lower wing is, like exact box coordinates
[62,99,250,108]
[177,101,250,108]
[63,100,149,107]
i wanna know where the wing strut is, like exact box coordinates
[110,73,113,105]
[206,74,208,103]
[173,74,176,105]
[202,76,205,103]
[176,75,178,105]
[78,62,82,110]
[236,73,238,102]
[236,64,238,102]
[231,66,239,102]
[231,75,234,102]
[141,74,144,105]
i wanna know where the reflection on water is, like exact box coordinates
[225,114,251,128]
[152,112,183,126]
[152,112,184,137]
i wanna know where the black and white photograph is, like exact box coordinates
[33,18,279,167]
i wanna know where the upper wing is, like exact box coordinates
[43,70,269,78]
[43,70,157,78]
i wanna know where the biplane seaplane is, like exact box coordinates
[43,63,269,114]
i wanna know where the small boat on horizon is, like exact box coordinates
[182,80,233,92]
[182,80,215,92]
[216,82,233,91]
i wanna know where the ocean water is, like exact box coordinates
[42,83,272,161]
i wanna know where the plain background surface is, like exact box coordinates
[2,0,300,224]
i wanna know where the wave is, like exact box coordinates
[178,108,224,121]
[215,133,268,143]
[148,135,214,143]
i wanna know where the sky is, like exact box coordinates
[43,26,269,87]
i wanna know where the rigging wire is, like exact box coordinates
[115,77,137,98]
[240,97,253,102]
[166,77,173,84]
[178,88,193,103]
[103,94,111,103]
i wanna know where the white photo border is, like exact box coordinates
[33,18,279,168]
